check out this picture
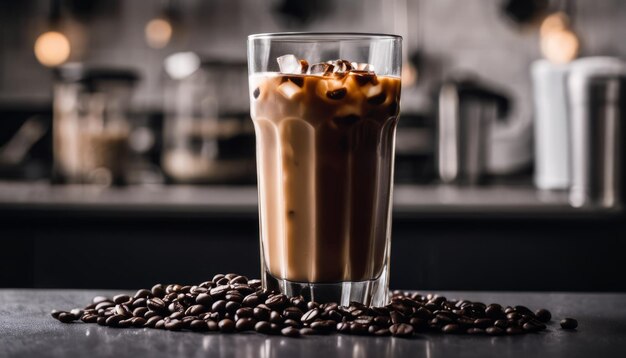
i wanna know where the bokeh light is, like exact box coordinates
[145,18,173,49]
[34,31,71,67]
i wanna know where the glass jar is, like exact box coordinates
[162,54,255,184]
[53,64,139,185]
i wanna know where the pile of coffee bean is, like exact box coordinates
[52,273,576,338]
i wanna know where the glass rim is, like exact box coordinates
[248,32,402,41]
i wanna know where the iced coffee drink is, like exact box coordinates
[248,33,401,306]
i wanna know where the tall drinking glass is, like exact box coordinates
[247,33,402,306]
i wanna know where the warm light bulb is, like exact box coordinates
[34,31,71,67]
[541,29,580,64]
[540,12,569,37]
[145,18,172,49]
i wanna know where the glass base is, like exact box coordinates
[262,265,390,307]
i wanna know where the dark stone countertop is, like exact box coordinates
[2,290,625,357]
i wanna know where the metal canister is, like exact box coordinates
[567,57,625,208]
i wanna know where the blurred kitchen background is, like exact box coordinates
[1,0,625,292]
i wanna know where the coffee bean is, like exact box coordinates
[507,312,521,321]
[225,301,241,314]
[146,298,166,312]
[70,308,84,318]
[255,321,272,334]
[269,311,283,324]
[467,328,484,335]
[485,304,505,319]
[474,318,493,329]
[167,301,183,314]
[134,289,152,299]
[210,286,229,300]
[415,307,433,320]
[350,323,368,335]
[326,310,343,322]
[506,326,523,335]
[374,328,391,336]
[211,300,227,314]
[165,319,183,331]
[354,316,374,326]
[535,309,552,323]
[442,324,460,334]
[105,314,124,327]
[189,319,208,332]
[170,312,184,320]
[301,308,321,324]
[336,322,351,333]
[265,294,288,310]
[57,312,75,323]
[95,301,114,311]
[283,307,303,321]
[118,319,132,328]
[193,292,212,307]
[242,294,259,307]
[113,294,131,304]
[144,316,161,328]
[186,304,208,316]
[154,320,166,329]
[515,306,535,317]
[81,314,98,323]
[300,327,316,335]
[51,310,62,319]
[132,307,148,317]
[310,320,335,333]
[390,311,406,324]
[389,323,413,338]
[206,320,219,331]
[522,322,541,332]
[560,318,578,330]
[486,326,504,335]
[236,318,256,331]
[229,276,248,285]
[281,326,300,337]
[92,296,110,304]
[219,319,235,333]
[494,319,508,329]
[147,284,164,298]
[225,292,243,303]
[235,307,254,319]
[306,302,319,310]
[254,306,271,321]
[216,277,230,286]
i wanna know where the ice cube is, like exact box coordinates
[364,84,383,98]
[354,63,375,73]
[308,63,335,76]
[367,92,387,105]
[299,60,309,74]
[326,59,353,73]
[334,104,362,118]
[363,83,386,105]
[316,77,345,99]
[277,54,304,74]
[277,80,302,100]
